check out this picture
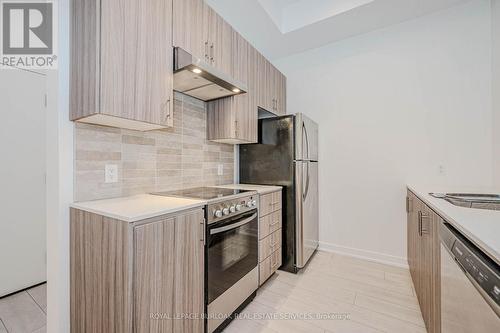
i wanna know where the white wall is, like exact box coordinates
[275,0,494,265]
[493,0,500,187]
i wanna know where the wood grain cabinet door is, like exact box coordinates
[212,13,233,75]
[257,53,272,112]
[100,0,173,126]
[256,57,286,116]
[233,31,258,143]
[407,192,441,333]
[418,205,433,331]
[134,217,176,333]
[71,0,174,129]
[277,72,287,115]
[206,31,257,144]
[134,209,205,333]
[407,191,418,285]
[269,64,279,113]
[173,0,206,61]
[420,206,441,333]
[247,45,259,142]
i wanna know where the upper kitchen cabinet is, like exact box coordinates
[174,0,233,77]
[173,0,206,62]
[206,7,234,76]
[70,0,174,131]
[207,32,258,144]
[257,56,287,116]
[277,71,287,116]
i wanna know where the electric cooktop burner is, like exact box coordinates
[153,187,251,200]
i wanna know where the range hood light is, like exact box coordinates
[173,47,247,101]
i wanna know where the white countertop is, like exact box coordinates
[408,185,500,263]
[71,194,206,223]
[214,184,282,195]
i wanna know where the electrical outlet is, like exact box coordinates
[217,164,224,176]
[105,164,118,183]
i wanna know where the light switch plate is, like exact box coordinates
[217,164,223,176]
[105,164,118,183]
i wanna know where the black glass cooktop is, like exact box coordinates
[153,187,250,200]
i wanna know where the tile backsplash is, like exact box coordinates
[74,93,235,202]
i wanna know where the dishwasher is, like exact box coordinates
[439,222,500,332]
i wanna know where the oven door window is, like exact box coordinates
[207,210,258,304]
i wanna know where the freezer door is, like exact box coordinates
[295,161,319,268]
[295,113,318,161]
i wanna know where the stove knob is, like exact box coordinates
[246,201,252,208]
[229,205,236,213]
[235,204,242,211]
[214,209,223,218]
[222,207,230,216]
[252,200,257,207]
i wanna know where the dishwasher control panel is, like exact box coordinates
[451,234,500,307]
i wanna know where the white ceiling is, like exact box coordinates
[204,0,471,60]
[259,0,376,33]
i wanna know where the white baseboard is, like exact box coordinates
[318,241,409,269]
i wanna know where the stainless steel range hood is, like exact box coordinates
[173,47,247,102]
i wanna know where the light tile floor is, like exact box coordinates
[0,284,46,333]
[223,251,425,333]
[0,252,423,333]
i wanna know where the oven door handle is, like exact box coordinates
[210,213,257,235]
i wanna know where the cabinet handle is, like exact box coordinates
[162,99,171,125]
[167,99,171,120]
[204,41,209,60]
[418,211,430,236]
[210,43,214,63]
[200,220,206,245]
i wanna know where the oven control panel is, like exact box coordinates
[207,195,259,224]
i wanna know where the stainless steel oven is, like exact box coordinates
[206,208,259,333]
[154,188,259,333]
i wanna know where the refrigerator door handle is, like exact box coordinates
[302,123,310,161]
[303,162,310,200]
[301,123,311,200]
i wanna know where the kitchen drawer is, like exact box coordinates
[259,210,281,240]
[259,228,281,262]
[259,247,282,285]
[259,191,282,217]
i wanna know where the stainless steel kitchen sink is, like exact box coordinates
[429,193,500,210]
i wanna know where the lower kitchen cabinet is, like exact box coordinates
[260,247,282,283]
[258,190,283,285]
[70,207,205,333]
[407,189,441,333]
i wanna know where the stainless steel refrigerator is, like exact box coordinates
[239,113,319,273]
